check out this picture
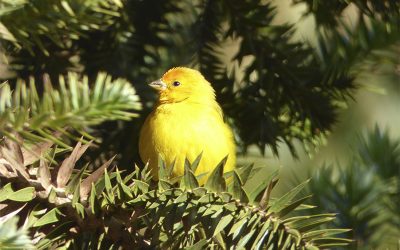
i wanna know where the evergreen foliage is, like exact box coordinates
[307,127,400,249]
[0,138,350,249]
[0,72,141,146]
[1,0,398,156]
[0,0,399,249]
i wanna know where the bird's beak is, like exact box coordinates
[149,79,167,91]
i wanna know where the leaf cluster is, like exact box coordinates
[0,216,34,249]
[306,127,400,249]
[0,72,141,146]
[0,138,350,249]
[194,0,400,155]
[294,0,400,27]
[0,0,123,77]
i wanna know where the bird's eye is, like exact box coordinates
[172,81,181,87]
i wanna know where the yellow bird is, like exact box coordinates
[139,67,236,182]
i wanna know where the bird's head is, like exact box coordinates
[149,67,216,104]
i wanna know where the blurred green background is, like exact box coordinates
[239,0,400,179]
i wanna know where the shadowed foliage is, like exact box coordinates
[0,0,399,248]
